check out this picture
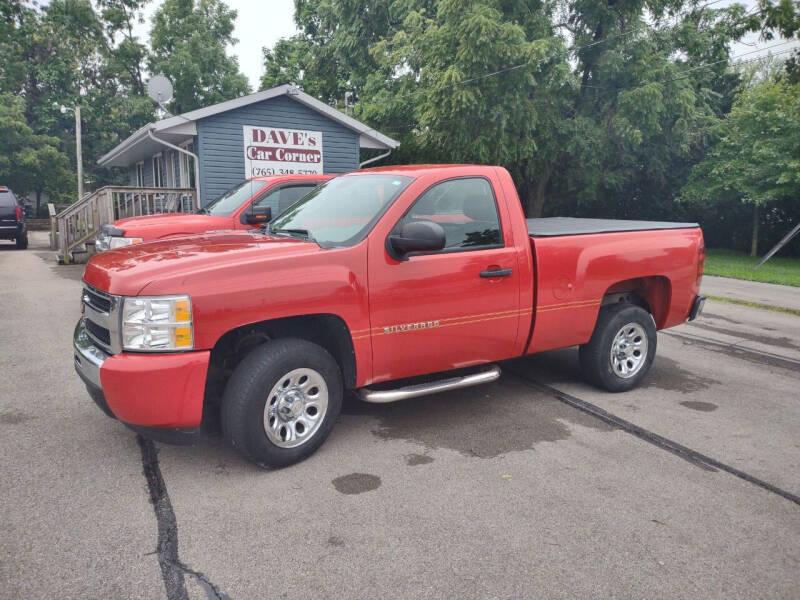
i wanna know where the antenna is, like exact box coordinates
[147,75,174,118]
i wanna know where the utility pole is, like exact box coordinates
[75,105,83,201]
[59,103,83,201]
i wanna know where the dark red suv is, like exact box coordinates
[0,187,28,249]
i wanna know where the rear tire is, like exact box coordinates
[15,234,27,250]
[221,338,343,469]
[579,303,657,392]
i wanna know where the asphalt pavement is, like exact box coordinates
[1,232,798,599]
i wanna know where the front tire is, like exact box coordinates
[579,303,657,392]
[221,338,343,468]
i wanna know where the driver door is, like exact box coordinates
[367,177,521,383]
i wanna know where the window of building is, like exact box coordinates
[395,177,503,250]
[152,154,164,188]
[135,161,145,187]
[178,141,195,189]
[164,151,176,187]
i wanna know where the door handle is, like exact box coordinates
[479,268,513,278]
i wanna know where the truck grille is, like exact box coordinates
[85,318,111,346]
[81,284,121,354]
[83,286,112,313]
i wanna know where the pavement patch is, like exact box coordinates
[0,410,37,425]
[327,535,345,547]
[332,473,381,495]
[341,377,611,458]
[405,453,434,466]
[642,355,720,393]
[679,401,718,412]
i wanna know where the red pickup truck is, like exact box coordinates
[95,174,333,250]
[74,165,705,468]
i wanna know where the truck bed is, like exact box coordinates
[527,217,699,237]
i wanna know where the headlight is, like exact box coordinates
[109,236,143,250]
[95,233,110,252]
[122,295,193,351]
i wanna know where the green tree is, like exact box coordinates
[681,78,800,256]
[0,0,157,197]
[264,0,775,217]
[149,0,250,114]
[261,0,423,107]
[0,94,73,210]
[359,0,572,216]
[97,0,150,94]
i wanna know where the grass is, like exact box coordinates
[707,295,800,318]
[704,248,800,287]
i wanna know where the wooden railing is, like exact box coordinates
[55,186,197,263]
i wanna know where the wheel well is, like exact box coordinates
[601,276,671,328]
[207,314,357,395]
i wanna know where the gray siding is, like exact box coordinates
[196,95,359,206]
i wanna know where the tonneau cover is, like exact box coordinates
[527,217,699,237]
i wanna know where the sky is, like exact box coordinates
[130,0,796,92]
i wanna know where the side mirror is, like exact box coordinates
[243,205,272,225]
[387,220,446,260]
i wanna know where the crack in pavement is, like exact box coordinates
[137,435,231,600]
[663,330,800,372]
[507,371,800,508]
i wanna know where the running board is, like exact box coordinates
[358,365,501,404]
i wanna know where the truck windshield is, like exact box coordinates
[268,174,413,248]
[200,180,269,216]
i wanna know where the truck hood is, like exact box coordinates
[115,213,233,239]
[83,231,320,295]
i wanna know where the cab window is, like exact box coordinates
[396,177,503,250]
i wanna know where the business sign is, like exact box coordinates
[243,125,323,177]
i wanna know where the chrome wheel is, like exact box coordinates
[263,368,329,448]
[610,322,648,379]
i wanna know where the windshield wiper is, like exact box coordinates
[270,227,316,242]
[196,207,207,214]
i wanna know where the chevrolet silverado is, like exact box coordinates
[74,165,706,468]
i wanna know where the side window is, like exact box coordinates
[396,177,503,250]
[254,185,316,216]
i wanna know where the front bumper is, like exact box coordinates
[73,319,210,440]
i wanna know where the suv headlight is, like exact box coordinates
[122,295,193,351]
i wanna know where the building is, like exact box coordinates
[97,84,399,206]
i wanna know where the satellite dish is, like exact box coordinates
[147,75,173,105]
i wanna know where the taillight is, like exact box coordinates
[14,205,22,221]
